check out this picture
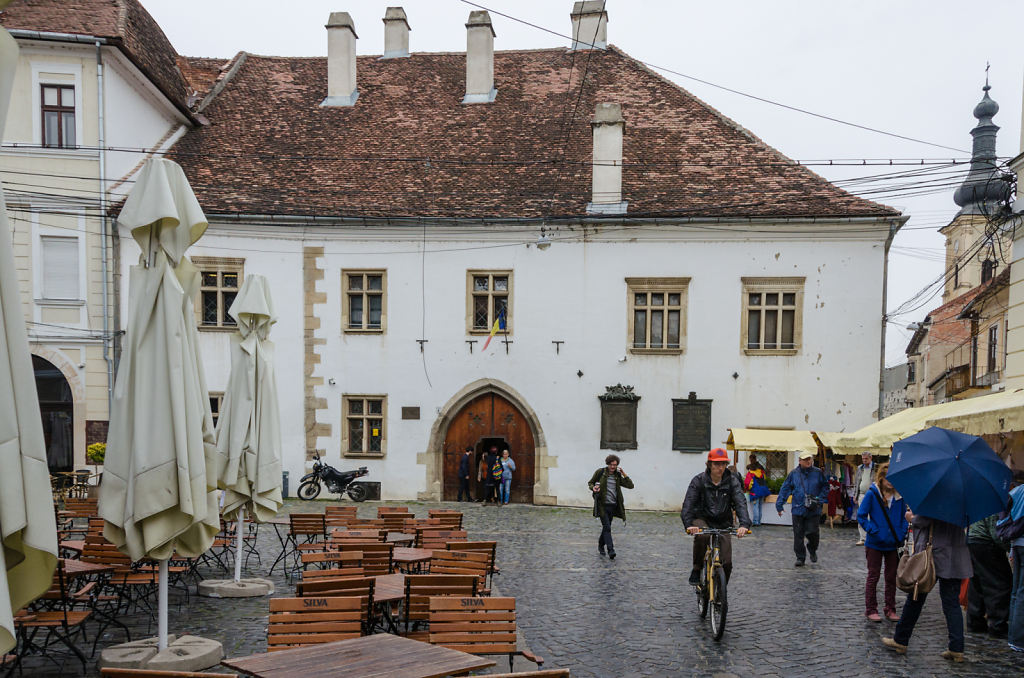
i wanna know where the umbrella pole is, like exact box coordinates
[158,559,169,651]
[234,508,245,583]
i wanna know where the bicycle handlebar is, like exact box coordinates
[688,528,743,535]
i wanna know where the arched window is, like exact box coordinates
[32,355,74,472]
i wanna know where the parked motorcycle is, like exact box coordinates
[296,452,369,501]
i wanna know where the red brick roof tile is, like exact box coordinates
[168,46,900,220]
[2,0,193,118]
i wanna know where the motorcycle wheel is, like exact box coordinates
[297,480,322,500]
[346,483,368,502]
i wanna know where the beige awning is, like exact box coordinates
[821,388,1024,457]
[925,388,1024,436]
[726,429,819,455]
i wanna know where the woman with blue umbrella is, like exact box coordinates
[881,427,1011,663]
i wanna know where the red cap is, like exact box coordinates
[707,448,729,462]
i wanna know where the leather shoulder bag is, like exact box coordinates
[896,523,936,600]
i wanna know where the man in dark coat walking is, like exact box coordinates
[587,454,634,560]
[457,447,473,502]
[776,451,828,567]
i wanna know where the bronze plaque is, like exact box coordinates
[601,401,638,450]
[672,396,712,451]
[401,407,420,420]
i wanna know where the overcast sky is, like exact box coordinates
[144,0,1024,367]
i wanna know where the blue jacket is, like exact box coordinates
[856,484,908,551]
[775,465,827,516]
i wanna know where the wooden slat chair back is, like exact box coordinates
[428,597,544,672]
[332,542,394,575]
[329,528,385,543]
[428,550,490,593]
[300,550,363,572]
[417,529,468,551]
[378,512,413,532]
[447,541,499,584]
[294,574,374,600]
[300,567,366,584]
[377,506,413,517]
[402,517,441,534]
[288,513,328,540]
[101,670,239,678]
[267,596,366,651]
[428,510,464,530]
[344,518,386,530]
[325,505,358,520]
[17,560,93,672]
[63,497,98,519]
[402,574,478,633]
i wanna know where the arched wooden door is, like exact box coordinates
[443,392,535,503]
[32,355,74,472]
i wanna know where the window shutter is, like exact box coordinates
[41,236,79,299]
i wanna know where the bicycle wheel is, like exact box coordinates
[696,567,709,618]
[709,565,728,640]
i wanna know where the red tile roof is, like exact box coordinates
[1,0,193,119]
[923,286,982,347]
[168,46,900,220]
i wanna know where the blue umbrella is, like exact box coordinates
[888,426,1011,527]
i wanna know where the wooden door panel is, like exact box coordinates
[442,392,534,503]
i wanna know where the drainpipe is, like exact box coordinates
[96,40,113,409]
[878,218,903,419]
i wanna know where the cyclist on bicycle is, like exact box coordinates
[681,448,751,585]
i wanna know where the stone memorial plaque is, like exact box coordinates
[672,392,712,451]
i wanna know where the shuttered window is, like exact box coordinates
[41,236,80,300]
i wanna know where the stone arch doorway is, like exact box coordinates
[32,354,74,472]
[425,379,555,505]
[443,392,535,503]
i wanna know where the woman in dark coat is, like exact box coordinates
[883,511,973,662]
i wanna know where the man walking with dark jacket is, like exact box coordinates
[776,451,828,567]
[682,448,751,584]
[587,454,634,560]
[457,447,473,502]
[967,514,1011,637]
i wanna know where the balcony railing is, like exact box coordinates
[946,364,972,397]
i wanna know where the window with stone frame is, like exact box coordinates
[342,270,386,333]
[192,257,244,330]
[467,270,512,335]
[741,277,805,355]
[343,395,386,457]
[41,84,76,148]
[209,392,224,426]
[626,277,689,353]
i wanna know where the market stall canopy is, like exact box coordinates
[726,429,819,455]
[822,389,1024,457]
[925,388,1024,436]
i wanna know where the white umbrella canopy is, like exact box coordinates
[0,25,58,656]
[98,158,219,563]
[216,273,283,523]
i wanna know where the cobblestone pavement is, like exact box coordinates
[20,499,1023,676]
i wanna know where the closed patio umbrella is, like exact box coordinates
[0,24,58,656]
[215,273,283,582]
[98,158,219,650]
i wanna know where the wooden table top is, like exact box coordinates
[61,558,114,578]
[393,547,432,564]
[59,540,85,553]
[222,633,494,678]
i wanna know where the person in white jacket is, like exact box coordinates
[852,452,875,545]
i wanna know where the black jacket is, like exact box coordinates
[458,453,471,477]
[680,469,752,529]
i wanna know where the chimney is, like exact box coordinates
[588,103,627,215]
[382,7,410,59]
[570,1,608,50]
[321,12,358,107]
[463,10,496,104]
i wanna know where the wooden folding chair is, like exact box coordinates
[332,542,394,575]
[80,535,158,613]
[377,506,413,517]
[267,596,366,651]
[295,575,374,601]
[428,596,544,671]
[417,529,467,551]
[428,550,490,594]
[285,513,328,579]
[428,509,464,530]
[329,528,385,543]
[402,517,441,534]
[401,574,478,635]
[447,541,499,586]
[15,560,93,673]
[300,550,363,573]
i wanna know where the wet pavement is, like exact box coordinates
[18,498,1022,676]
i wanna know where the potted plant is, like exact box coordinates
[86,442,105,497]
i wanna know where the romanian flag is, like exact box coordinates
[481,307,507,351]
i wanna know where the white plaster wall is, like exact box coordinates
[140,222,888,511]
[103,57,178,183]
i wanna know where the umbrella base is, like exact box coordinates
[198,577,275,598]
[99,635,222,672]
